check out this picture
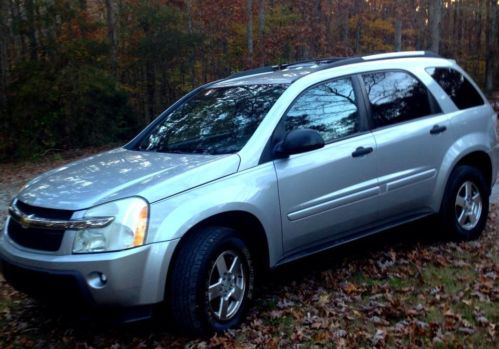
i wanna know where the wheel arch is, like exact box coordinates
[453,151,493,191]
[435,146,493,211]
[164,210,271,300]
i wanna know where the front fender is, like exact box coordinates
[147,162,283,266]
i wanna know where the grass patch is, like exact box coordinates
[387,275,413,289]
[422,266,475,295]
[0,297,13,313]
[352,271,383,287]
[481,302,499,324]
[427,306,445,323]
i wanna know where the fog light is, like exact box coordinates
[87,272,107,289]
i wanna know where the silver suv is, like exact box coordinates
[1,51,498,335]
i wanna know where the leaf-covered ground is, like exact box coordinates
[0,150,498,349]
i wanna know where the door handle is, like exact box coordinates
[430,124,447,135]
[352,146,373,158]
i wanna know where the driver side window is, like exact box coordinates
[285,78,360,143]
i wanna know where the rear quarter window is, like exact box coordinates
[426,67,484,110]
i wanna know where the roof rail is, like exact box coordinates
[277,57,346,70]
[362,51,442,61]
[227,57,347,79]
[228,66,278,79]
[226,51,444,82]
[309,51,444,75]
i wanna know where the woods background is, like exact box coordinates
[0,0,497,161]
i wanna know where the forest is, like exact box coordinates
[0,0,497,161]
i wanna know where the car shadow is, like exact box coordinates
[260,216,446,287]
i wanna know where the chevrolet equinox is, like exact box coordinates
[1,51,498,335]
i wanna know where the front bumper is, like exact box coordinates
[1,258,94,305]
[0,218,179,307]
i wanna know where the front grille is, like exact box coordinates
[7,219,64,251]
[15,200,73,220]
[7,201,74,252]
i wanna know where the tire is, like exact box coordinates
[439,165,489,240]
[167,226,255,336]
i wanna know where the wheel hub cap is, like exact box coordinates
[207,250,246,321]
[455,181,482,230]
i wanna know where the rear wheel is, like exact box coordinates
[439,165,489,240]
[167,226,254,336]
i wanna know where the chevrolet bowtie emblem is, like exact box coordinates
[20,214,34,229]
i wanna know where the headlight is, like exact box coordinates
[73,197,149,253]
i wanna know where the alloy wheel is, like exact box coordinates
[207,250,246,321]
[455,180,482,230]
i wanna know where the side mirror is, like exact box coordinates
[274,129,325,157]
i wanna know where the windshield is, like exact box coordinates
[135,84,288,155]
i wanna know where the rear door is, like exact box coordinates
[273,76,380,254]
[360,70,452,220]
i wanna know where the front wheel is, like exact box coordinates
[439,165,489,240]
[167,226,254,336]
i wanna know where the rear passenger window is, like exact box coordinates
[362,71,435,128]
[285,78,360,143]
[426,67,484,110]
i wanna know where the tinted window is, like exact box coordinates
[362,71,434,127]
[285,78,360,143]
[136,84,287,155]
[426,67,484,110]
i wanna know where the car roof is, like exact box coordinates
[211,51,447,87]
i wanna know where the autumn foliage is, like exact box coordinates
[0,0,497,161]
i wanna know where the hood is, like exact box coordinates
[17,148,240,211]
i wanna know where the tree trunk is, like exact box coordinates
[185,0,196,86]
[10,0,27,59]
[457,0,464,56]
[452,0,459,49]
[258,0,265,65]
[415,0,424,50]
[325,0,334,47]
[186,0,193,33]
[353,0,362,53]
[0,0,8,108]
[258,0,265,37]
[394,18,402,51]
[145,61,156,124]
[354,24,361,53]
[473,0,483,78]
[24,0,38,60]
[342,6,349,44]
[313,0,321,55]
[429,0,442,53]
[247,0,254,65]
[485,0,497,91]
[105,0,117,75]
